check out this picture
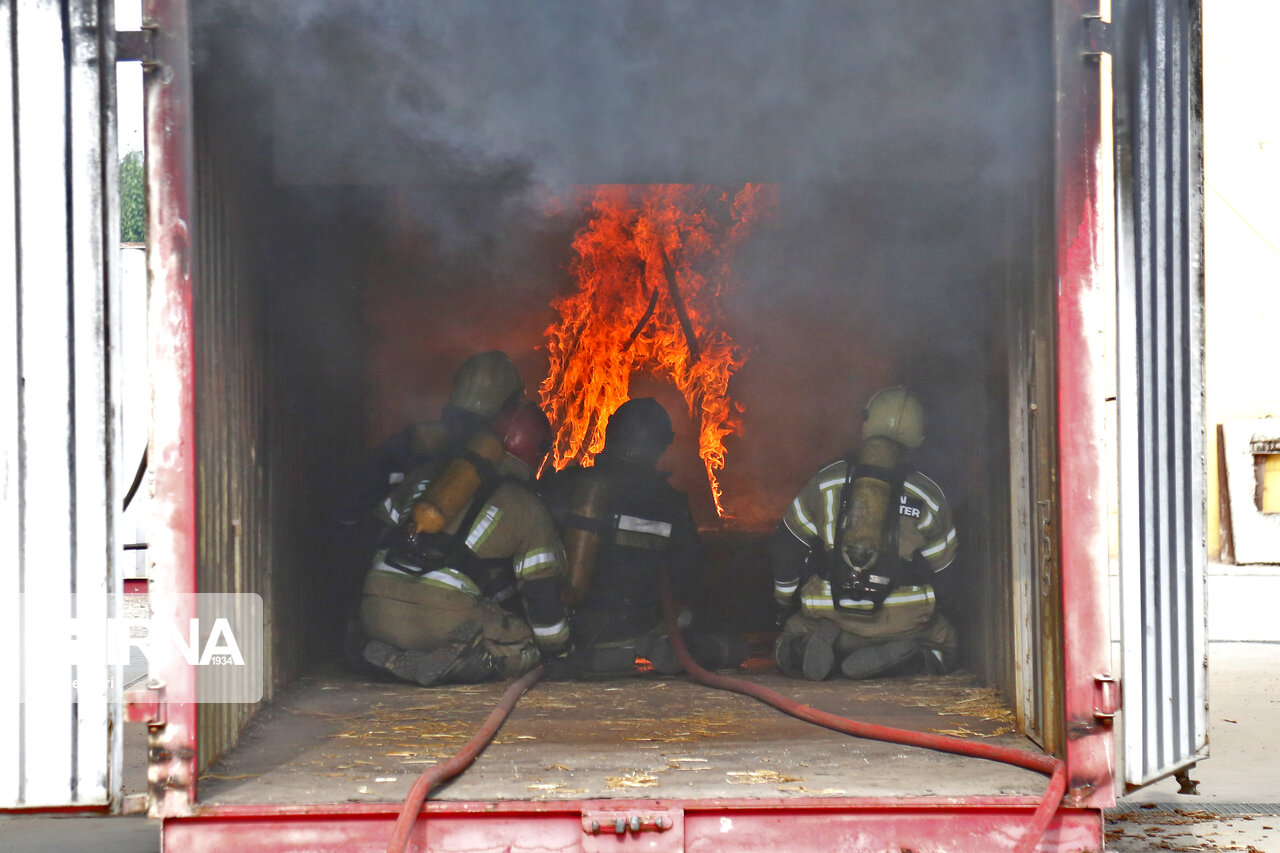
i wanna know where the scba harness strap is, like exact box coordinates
[383,474,514,598]
[562,502,675,553]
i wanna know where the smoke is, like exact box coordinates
[197,1,1047,189]
[192,0,1053,525]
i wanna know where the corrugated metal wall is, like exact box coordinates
[188,45,369,769]
[1114,0,1208,790]
[0,0,122,808]
[191,114,280,769]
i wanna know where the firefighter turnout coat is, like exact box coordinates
[774,458,957,638]
[360,456,570,671]
[541,452,702,647]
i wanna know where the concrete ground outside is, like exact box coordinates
[1107,641,1280,852]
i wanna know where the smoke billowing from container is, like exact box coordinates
[192,0,1052,526]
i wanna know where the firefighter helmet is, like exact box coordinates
[862,387,925,449]
[604,398,675,466]
[449,351,524,418]
[494,401,553,472]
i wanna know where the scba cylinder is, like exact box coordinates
[411,430,505,534]
[561,471,610,606]
[838,436,902,569]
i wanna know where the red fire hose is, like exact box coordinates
[388,574,1066,853]
[656,572,1067,853]
[385,664,545,853]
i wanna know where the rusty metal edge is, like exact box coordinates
[1053,0,1120,810]
[143,0,198,819]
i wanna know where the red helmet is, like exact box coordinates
[493,401,553,472]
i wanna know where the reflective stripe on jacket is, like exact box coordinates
[774,458,957,607]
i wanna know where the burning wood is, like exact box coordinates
[540,184,775,515]
[655,244,701,365]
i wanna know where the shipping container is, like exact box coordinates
[2,0,1205,850]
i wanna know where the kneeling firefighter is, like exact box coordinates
[333,351,526,523]
[357,401,570,687]
[773,387,959,681]
[540,398,742,677]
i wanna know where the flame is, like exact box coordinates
[540,184,775,516]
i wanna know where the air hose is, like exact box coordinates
[657,570,1067,853]
[386,664,545,853]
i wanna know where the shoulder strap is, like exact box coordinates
[834,453,858,545]
[813,455,857,581]
[394,476,513,582]
[452,474,507,548]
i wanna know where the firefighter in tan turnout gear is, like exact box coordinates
[335,351,526,523]
[773,387,958,680]
[358,401,570,686]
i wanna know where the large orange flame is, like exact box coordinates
[540,184,775,516]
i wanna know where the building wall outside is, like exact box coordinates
[1200,0,1280,644]
[1203,0,1280,560]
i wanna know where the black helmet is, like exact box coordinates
[603,398,675,466]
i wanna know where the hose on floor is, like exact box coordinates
[657,570,1067,853]
[386,664,545,853]
[386,574,1067,853]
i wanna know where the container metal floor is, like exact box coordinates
[198,662,1048,806]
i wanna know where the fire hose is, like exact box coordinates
[655,571,1067,853]
[387,572,1066,853]
[385,664,546,853]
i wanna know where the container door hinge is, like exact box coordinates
[582,807,683,852]
[124,679,196,817]
[120,677,164,814]
[1094,674,1120,722]
[116,27,157,65]
[124,678,166,725]
[1083,14,1112,60]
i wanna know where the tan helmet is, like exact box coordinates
[862,386,925,449]
[448,351,525,418]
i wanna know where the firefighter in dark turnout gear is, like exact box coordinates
[358,402,569,687]
[773,387,959,681]
[334,351,525,524]
[540,398,740,676]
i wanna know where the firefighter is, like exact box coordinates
[357,401,569,687]
[334,350,525,523]
[773,387,959,681]
[540,397,740,677]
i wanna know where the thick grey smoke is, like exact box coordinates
[201,1,1047,189]
[193,0,1053,526]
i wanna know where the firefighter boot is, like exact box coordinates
[841,640,957,679]
[446,644,500,683]
[362,621,484,687]
[773,634,803,677]
[774,620,839,681]
[639,635,683,676]
[640,628,746,676]
[686,631,747,672]
[839,639,922,680]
